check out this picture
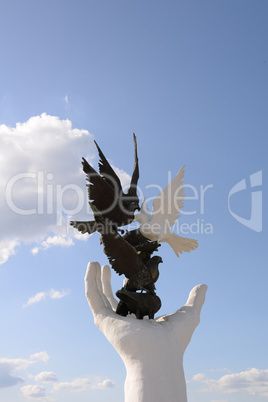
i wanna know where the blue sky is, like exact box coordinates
[0,1,267,401]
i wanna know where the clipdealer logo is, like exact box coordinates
[5,170,263,233]
[4,171,214,235]
[228,170,262,232]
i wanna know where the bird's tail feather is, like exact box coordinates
[166,232,198,257]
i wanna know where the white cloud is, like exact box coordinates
[48,289,70,299]
[53,377,91,393]
[41,236,74,249]
[1,113,134,265]
[210,368,231,374]
[1,114,94,265]
[112,165,131,190]
[0,240,19,265]
[192,368,268,397]
[31,247,39,255]
[30,352,49,363]
[64,95,69,108]
[25,292,47,307]
[193,373,207,382]
[24,289,70,307]
[73,231,90,241]
[0,372,24,388]
[0,358,30,388]
[34,372,57,383]
[21,384,46,398]
[91,378,115,390]
[211,400,228,402]
[52,377,115,393]
[31,235,74,255]
[0,352,49,389]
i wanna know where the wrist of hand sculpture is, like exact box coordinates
[85,261,207,402]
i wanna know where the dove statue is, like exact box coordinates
[134,165,198,257]
[71,133,140,235]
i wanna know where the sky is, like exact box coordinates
[0,0,267,401]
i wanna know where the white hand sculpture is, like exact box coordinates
[85,261,207,402]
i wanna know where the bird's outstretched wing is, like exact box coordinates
[82,157,117,214]
[127,133,139,196]
[151,165,185,228]
[94,141,122,193]
[101,231,143,278]
[166,232,198,256]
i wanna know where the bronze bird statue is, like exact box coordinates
[122,228,161,264]
[101,229,163,295]
[70,134,140,235]
[100,228,163,319]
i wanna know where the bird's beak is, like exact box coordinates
[134,200,140,211]
[129,201,140,212]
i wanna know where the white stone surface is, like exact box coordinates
[85,262,207,402]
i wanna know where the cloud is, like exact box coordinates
[0,360,25,388]
[49,289,70,299]
[112,165,132,191]
[52,377,115,393]
[64,95,70,109]
[91,378,115,390]
[53,377,91,393]
[1,113,133,265]
[192,368,268,397]
[0,359,27,388]
[21,384,46,398]
[30,352,49,363]
[0,240,19,265]
[24,289,70,307]
[211,400,228,402]
[209,368,231,374]
[31,235,74,255]
[0,352,49,389]
[0,372,24,388]
[24,292,47,306]
[0,113,94,265]
[33,372,57,383]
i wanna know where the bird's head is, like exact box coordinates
[150,256,163,265]
[146,255,163,282]
[128,197,140,212]
[122,194,140,215]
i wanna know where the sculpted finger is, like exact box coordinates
[101,265,118,310]
[95,262,111,309]
[180,284,208,321]
[85,262,109,317]
[162,284,207,350]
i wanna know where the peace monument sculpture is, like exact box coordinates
[71,134,207,401]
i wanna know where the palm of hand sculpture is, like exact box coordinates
[85,261,207,402]
[134,165,198,257]
[71,133,140,235]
